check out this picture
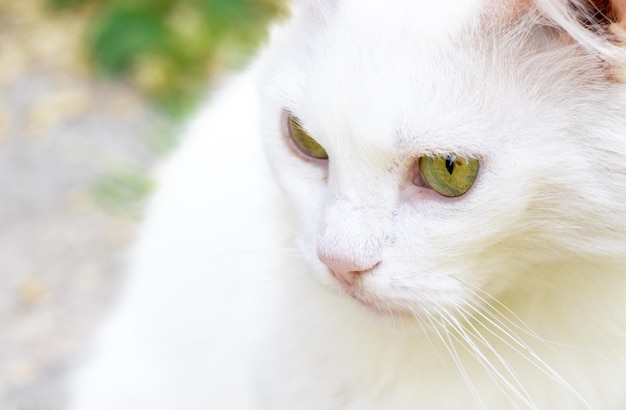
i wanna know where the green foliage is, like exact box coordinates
[47,0,283,117]
[48,0,91,8]
[90,7,169,75]
[93,169,155,218]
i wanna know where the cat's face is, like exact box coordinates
[259,0,626,319]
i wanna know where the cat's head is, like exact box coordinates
[259,0,626,319]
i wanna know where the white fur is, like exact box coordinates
[69,0,626,409]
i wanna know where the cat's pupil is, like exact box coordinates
[445,155,455,175]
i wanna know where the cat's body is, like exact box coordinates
[70,0,626,409]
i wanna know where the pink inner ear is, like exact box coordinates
[612,0,626,23]
[591,0,626,23]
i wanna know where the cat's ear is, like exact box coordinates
[588,0,626,27]
[529,0,626,63]
[499,0,626,25]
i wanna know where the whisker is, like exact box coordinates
[407,305,450,372]
[458,283,593,409]
[384,299,397,330]
[459,282,545,340]
[453,301,536,409]
[464,283,621,372]
[431,301,529,409]
[424,300,487,410]
[465,298,592,409]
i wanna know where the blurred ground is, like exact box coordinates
[0,2,164,408]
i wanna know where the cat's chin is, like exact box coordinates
[342,287,421,322]
[348,291,392,316]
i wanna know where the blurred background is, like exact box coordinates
[0,0,282,408]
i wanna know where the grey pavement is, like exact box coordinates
[0,68,163,409]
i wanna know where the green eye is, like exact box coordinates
[419,155,479,197]
[285,112,328,160]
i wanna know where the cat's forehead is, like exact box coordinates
[334,0,482,43]
[280,0,499,155]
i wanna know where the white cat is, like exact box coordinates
[69,0,626,408]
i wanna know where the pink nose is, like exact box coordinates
[318,254,379,286]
